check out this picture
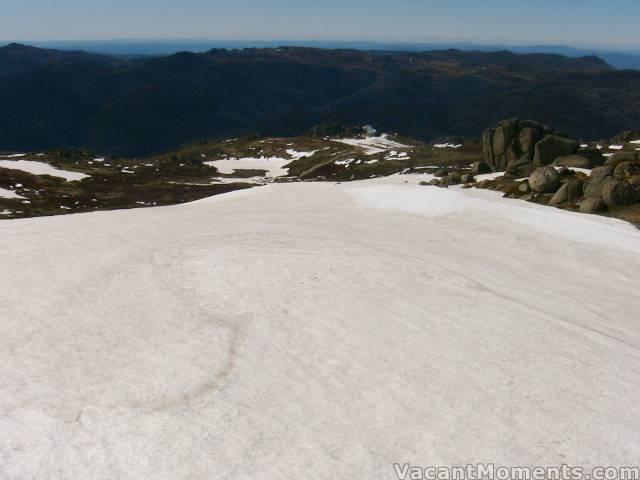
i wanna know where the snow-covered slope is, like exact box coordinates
[1,176,640,479]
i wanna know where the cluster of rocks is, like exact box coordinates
[517,159,639,213]
[611,130,640,144]
[424,120,640,220]
[480,118,604,174]
[421,168,475,188]
[476,119,640,214]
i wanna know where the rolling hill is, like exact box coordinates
[1,43,640,156]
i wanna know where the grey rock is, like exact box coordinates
[528,166,561,193]
[533,135,579,165]
[550,178,583,205]
[590,165,614,180]
[461,174,475,183]
[613,161,640,178]
[482,130,496,171]
[517,163,537,177]
[441,172,462,186]
[505,157,531,175]
[584,178,607,198]
[579,196,607,213]
[472,161,491,175]
[518,181,530,193]
[519,126,543,159]
[434,168,449,177]
[483,118,521,171]
[602,177,637,207]
[577,147,604,167]
[605,151,640,166]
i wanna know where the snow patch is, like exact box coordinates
[475,172,505,181]
[205,157,291,178]
[333,134,409,155]
[334,158,355,166]
[0,160,89,181]
[433,143,462,149]
[286,149,318,161]
[0,187,25,199]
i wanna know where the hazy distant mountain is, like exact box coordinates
[1,43,639,156]
[23,39,640,70]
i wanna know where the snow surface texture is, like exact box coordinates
[333,134,409,155]
[0,159,89,181]
[1,175,640,479]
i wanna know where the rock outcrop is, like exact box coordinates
[483,119,578,172]
[455,118,640,223]
[611,130,640,143]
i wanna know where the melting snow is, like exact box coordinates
[475,172,505,181]
[205,157,291,178]
[286,149,318,160]
[334,158,355,166]
[333,134,409,155]
[0,187,25,199]
[0,160,89,181]
[0,177,639,477]
[433,143,462,149]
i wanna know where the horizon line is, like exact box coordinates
[2,38,640,52]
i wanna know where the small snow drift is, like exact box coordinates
[474,171,506,182]
[285,149,318,161]
[0,186,25,199]
[204,156,291,178]
[1,176,639,478]
[433,143,462,149]
[0,159,89,181]
[333,134,409,155]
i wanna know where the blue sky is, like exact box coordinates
[1,0,638,47]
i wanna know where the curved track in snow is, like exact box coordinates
[1,176,640,478]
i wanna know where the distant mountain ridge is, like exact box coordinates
[0,43,639,156]
[17,39,640,70]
